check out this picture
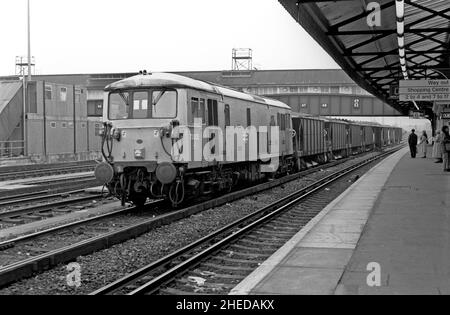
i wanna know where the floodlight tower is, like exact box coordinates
[232,48,253,71]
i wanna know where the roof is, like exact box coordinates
[105,72,292,109]
[279,0,450,115]
[0,69,360,89]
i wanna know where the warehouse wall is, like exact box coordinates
[25,81,102,162]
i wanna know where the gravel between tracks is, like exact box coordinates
[0,151,382,295]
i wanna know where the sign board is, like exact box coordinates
[441,113,450,119]
[399,80,450,101]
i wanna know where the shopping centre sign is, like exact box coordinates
[399,80,450,101]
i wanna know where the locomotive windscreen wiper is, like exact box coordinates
[153,89,167,106]
[119,92,129,106]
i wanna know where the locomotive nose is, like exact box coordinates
[95,162,114,184]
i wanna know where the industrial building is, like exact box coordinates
[0,79,102,163]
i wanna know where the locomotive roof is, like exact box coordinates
[105,72,291,110]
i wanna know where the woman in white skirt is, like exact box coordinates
[432,130,443,163]
[418,131,428,158]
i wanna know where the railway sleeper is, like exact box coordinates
[210,255,263,265]
[202,263,255,274]
[177,278,236,291]
[191,269,245,281]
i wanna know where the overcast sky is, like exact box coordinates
[0,0,340,76]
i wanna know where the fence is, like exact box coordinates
[0,141,25,158]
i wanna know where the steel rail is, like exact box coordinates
[0,189,87,207]
[0,194,103,220]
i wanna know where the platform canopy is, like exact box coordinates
[280,0,450,115]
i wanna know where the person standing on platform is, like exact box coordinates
[432,130,443,163]
[418,131,428,158]
[408,129,418,158]
[441,126,450,172]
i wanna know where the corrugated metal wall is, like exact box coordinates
[24,81,101,161]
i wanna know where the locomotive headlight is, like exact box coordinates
[134,148,146,159]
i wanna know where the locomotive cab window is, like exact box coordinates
[108,89,177,120]
[207,99,218,126]
[109,92,130,120]
[152,90,177,118]
[191,98,206,124]
[133,91,148,119]
[224,104,231,127]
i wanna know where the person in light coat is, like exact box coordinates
[418,131,428,158]
[432,130,443,163]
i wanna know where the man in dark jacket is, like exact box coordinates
[408,129,418,158]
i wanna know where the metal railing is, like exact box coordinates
[0,141,25,158]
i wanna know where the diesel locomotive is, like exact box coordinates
[94,72,403,207]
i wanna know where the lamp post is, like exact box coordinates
[27,0,31,81]
[22,0,31,156]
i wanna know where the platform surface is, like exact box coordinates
[231,147,450,295]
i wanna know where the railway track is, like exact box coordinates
[0,175,101,200]
[0,166,95,181]
[0,191,106,226]
[91,147,401,295]
[0,146,402,291]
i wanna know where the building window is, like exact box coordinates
[50,122,56,128]
[45,85,52,100]
[75,88,82,104]
[246,108,251,127]
[87,100,103,117]
[340,86,352,94]
[298,86,308,93]
[60,87,67,102]
[308,86,321,93]
[61,122,67,128]
[279,87,289,94]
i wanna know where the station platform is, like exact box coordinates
[231,147,450,295]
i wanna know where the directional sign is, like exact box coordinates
[399,80,450,101]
